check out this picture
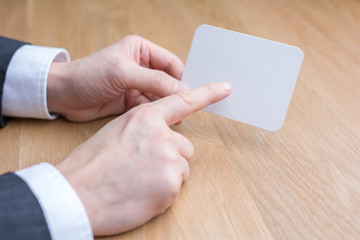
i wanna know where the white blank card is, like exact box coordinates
[181,25,304,131]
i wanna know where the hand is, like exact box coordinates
[47,35,188,122]
[56,82,232,236]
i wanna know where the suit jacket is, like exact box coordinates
[0,36,51,239]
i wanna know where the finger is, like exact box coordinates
[152,82,232,126]
[93,98,126,117]
[125,90,151,109]
[89,92,150,119]
[125,63,189,97]
[134,95,151,106]
[129,95,150,110]
[174,120,182,126]
[180,156,190,181]
[173,131,194,161]
[140,38,185,79]
[143,92,160,102]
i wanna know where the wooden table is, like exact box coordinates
[1,0,359,239]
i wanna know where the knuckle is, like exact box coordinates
[177,134,194,160]
[182,161,190,181]
[122,34,142,43]
[151,71,169,92]
[163,171,181,197]
[204,84,218,98]
[176,90,195,106]
[152,168,181,213]
[129,105,155,122]
[163,149,179,162]
[187,141,195,158]
[164,58,176,74]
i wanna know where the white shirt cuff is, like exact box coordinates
[16,163,93,240]
[2,45,70,119]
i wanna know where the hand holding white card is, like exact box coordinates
[181,25,303,131]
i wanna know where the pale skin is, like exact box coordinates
[48,35,232,236]
[47,35,189,121]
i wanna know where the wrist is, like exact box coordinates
[56,156,104,236]
[47,62,72,116]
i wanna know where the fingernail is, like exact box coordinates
[222,82,232,92]
[173,82,190,93]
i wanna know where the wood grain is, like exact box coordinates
[0,0,359,239]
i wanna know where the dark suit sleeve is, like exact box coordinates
[0,36,30,127]
[0,37,51,239]
[0,172,51,239]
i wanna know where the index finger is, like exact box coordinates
[141,38,184,80]
[151,82,232,126]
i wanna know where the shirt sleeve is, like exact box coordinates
[2,45,70,119]
[16,163,94,240]
[6,45,93,239]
